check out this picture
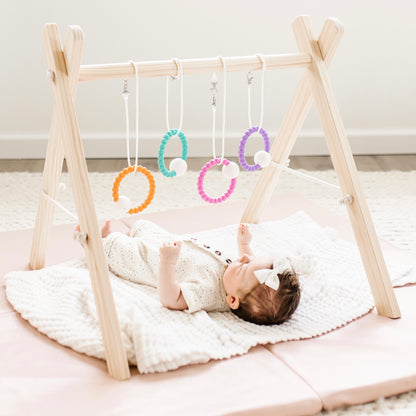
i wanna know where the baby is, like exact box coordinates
[99,219,300,325]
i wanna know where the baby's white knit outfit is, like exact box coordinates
[103,220,232,313]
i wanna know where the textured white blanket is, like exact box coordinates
[5,212,415,374]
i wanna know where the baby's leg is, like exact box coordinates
[104,232,158,287]
[130,220,176,245]
[74,221,125,248]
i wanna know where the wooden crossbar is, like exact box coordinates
[31,15,401,380]
[78,53,312,81]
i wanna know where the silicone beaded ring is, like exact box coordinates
[158,129,188,177]
[112,165,156,214]
[239,126,271,171]
[197,158,237,204]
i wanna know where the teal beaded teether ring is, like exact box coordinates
[158,57,189,178]
[158,128,188,177]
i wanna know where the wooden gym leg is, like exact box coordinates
[30,26,84,270]
[41,24,131,379]
[292,15,400,318]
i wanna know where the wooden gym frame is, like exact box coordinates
[30,16,401,380]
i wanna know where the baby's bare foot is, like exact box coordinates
[101,220,111,238]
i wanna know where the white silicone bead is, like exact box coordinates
[46,70,55,82]
[222,161,240,179]
[58,182,66,192]
[115,195,131,212]
[254,150,271,168]
[169,158,187,176]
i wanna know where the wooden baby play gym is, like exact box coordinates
[30,15,400,380]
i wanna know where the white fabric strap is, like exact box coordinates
[216,56,227,163]
[271,161,341,191]
[211,73,218,160]
[133,62,139,168]
[166,57,184,133]
[124,61,140,168]
[122,80,131,167]
[42,190,78,221]
[247,53,266,130]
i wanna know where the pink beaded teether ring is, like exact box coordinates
[197,158,237,204]
[197,57,239,204]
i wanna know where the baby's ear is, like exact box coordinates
[226,294,240,310]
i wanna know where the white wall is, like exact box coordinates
[1,0,415,158]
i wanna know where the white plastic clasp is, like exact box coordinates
[339,194,353,205]
[270,159,290,169]
[46,70,55,83]
[73,230,88,245]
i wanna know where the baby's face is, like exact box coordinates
[223,254,273,302]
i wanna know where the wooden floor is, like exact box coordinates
[0,155,415,173]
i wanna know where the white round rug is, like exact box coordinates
[1,169,414,254]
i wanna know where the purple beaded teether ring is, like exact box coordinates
[239,126,270,171]
[239,54,272,172]
[197,158,237,204]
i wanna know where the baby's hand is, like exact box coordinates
[159,241,182,265]
[237,223,252,245]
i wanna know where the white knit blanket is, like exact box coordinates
[5,211,416,374]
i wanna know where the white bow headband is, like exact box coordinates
[253,257,292,291]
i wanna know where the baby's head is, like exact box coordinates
[222,254,300,325]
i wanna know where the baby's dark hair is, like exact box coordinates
[231,269,300,325]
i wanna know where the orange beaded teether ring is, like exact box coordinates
[112,165,155,214]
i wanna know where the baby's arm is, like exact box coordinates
[158,241,188,310]
[237,223,254,256]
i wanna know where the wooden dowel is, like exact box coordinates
[78,53,312,82]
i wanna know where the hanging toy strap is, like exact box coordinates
[128,60,140,168]
[121,79,131,166]
[197,57,239,204]
[122,61,140,168]
[247,70,254,128]
[112,61,156,214]
[166,57,184,132]
[159,57,189,178]
[257,53,266,131]
[132,61,139,168]
[217,56,227,164]
[239,53,271,171]
[210,72,218,159]
[247,53,266,130]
